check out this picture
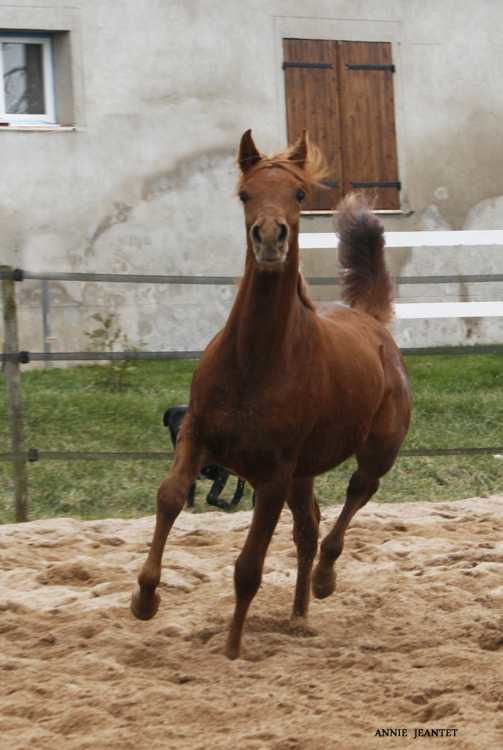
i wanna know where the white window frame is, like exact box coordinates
[0,34,55,125]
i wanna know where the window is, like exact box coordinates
[0,34,55,125]
[283,39,400,211]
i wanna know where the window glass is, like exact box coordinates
[2,42,45,114]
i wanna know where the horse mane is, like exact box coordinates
[237,135,329,192]
[268,137,329,188]
[297,271,316,311]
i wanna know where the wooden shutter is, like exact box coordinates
[283,39,400,211]
[338,41,400,210]
[283,39,343,210]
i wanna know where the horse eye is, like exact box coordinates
[239,190,249,203]
[296,189,306,202]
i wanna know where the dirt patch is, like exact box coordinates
[0,498,502,749]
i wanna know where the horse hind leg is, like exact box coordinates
[313,364,410,600]
[287,477,320,623]
[131,435,203,620]
[312,436,401,600]
[312,467,379,599]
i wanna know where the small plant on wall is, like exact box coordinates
[84,312,142,391]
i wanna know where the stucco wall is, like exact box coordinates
[1,0,503,357]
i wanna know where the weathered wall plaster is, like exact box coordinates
[1,0,503,359]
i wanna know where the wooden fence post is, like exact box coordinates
[1,266,28,522]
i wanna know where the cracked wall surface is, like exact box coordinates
[1,0,503,358]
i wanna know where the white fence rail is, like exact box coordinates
[394,302,503,320]
[299,229,503,249]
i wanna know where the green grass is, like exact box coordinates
[1,355,502,523]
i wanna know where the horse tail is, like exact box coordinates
[336,194,393,324]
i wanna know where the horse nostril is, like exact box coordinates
[277,223,288,243]
[252,225,262,244]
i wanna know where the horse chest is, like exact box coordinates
[196,393,300,472]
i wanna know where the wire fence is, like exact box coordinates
[1,262,503,522]
[3,266,503,286]
[1,445,503,464]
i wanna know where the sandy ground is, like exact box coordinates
[0,496,502,750]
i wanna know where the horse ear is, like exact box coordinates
[288,129,309,168]
[238,129,262,173]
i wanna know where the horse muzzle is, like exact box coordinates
[250,219,289,271]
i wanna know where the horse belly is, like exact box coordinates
[293,397,378,478]
[294,427,359,477]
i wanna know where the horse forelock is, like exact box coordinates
[237,141,328,192]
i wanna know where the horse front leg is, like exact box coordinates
[131,434,203,620]
[287,477,320,623]
[225,475,290,660]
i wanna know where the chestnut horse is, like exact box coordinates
[131,130,411,659]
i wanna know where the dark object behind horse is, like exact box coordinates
[163,406,246,510]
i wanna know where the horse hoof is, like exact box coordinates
[289,617,318,636]
[289,616,308,632]
[130,587,160,620]
[312,565,336,599]
[225,642,240,660]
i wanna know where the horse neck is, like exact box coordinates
[227,232,304,375]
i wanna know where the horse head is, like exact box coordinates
[237,129,327,272]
